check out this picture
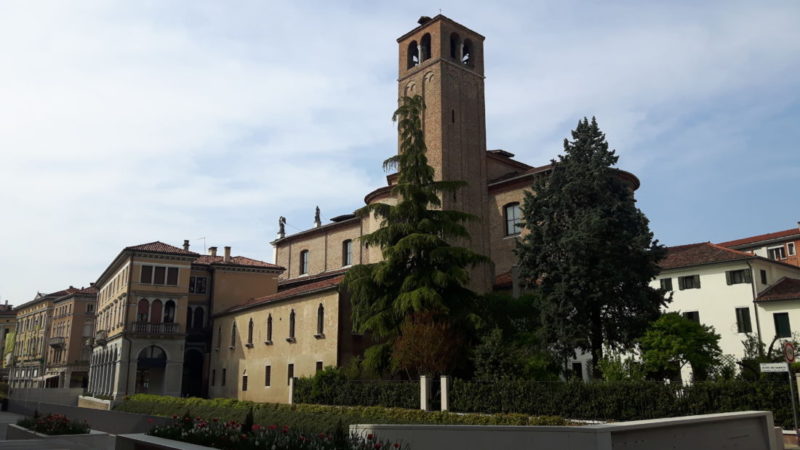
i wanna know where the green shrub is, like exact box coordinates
[294,369,419,409]
[17,413,90,435]
[450,379,795,428]
[115,394,566,433]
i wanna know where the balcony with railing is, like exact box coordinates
[48,336,65,348]
[95,330,108,346]
[128,322,180,336]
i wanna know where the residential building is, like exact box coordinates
[9,287,77,388]
[0,302,16,380]
[87,241,282,400]
[44,286,97,388]
[718,223,800,267]
[652,242,800,368]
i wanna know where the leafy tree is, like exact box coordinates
[391,312,465,377]
[597,353,646,382]
[515,117,667,377]
[342,95,488,375]
[639,312,722,381]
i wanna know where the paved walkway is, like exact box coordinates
[0,412,25,440]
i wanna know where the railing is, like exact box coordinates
[48,336,65,348]
[129,322,180,335]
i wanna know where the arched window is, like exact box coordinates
[149,299,163,324]
[299,250,309,275]
[342,240,353,266]
[288,310,296,341]
[266,314,273,343]
[247,318,254,346]
[504,202,522,236]
[420,33,431,62]
[407,40,419,69]
[163,300,176,323]
[194,307,204,330]
[316,304,324,337]
[230,321,237,348]
[462,39,474,66]
[137,299,149,323]
[450,32,461,59]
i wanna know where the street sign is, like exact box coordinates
[785,342,796,363]
[760,362,790,373]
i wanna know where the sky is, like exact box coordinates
[1,1,798,304]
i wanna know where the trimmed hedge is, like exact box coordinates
[451,379,796,428]
[115,394,566,434]
[293,376,418,409]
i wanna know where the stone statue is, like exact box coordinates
[314,206,321,228]
[278,216,286,238]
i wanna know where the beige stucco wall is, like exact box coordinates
[211,269,280,315]
[209,289,340,403]
[275,221,363,280]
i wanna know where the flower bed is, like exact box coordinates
[17,413,90,435]
[149,413,405,450]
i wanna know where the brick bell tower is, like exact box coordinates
[397,15,492,292]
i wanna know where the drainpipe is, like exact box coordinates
[747,260,763,357]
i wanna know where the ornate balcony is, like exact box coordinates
[128,322,180,336]
[95,330,108,346]
[48,336,65,348]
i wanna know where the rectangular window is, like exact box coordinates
[659,278,673,291]
[678,275,701,290]
[86,304,94,313]
[342,240,353,266]
[761,270,768,285]
[189,276,208,294]
[789,243,796,256]
[242,375,248,392]
[222,368,227,386]
[140,265,153,284]
[265,365,271,387]
[504,203,522,236]
[316,361,323,373]
[211,369,216,386]
[768,246,787,260]
[683,311,700,323]
[725,269,752,285]
[287,363,294,385]
[774,313,792,338]
[300,251,309,275]
[736,308,752,333]
[571,362,583,379]
[166,267,179,285]
[153,266,166,285]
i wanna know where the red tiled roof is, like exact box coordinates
[756,277,800,303]
[193,255,283,270]
[659,242,755,270]
[278,267,351,288]
[494,271,513,289]
[718,228,800,248]
[125,241,199,256]
[225,274,344,315]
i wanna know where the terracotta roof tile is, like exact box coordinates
[718,228,800,248]
[756,277,800,303]
[125,241,199,256]
[278,267,350,288]
[225,274,344,314]
[659,242,755,270]
[193,255,283,270]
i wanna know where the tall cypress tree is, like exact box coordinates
[516,117,667,377]
[342,95,488,375]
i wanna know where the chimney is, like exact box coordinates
[208,246,217,257]
[183,239,190,251]
[224,246,231,263]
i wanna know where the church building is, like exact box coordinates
[209,15,640,403]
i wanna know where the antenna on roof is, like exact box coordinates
[195,237,206,253]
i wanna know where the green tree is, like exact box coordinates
[639,312,722,381]
[515,117,667,377]
[342,95,488,375]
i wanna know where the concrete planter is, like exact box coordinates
[116,433,217,450]
[7,423,114,449]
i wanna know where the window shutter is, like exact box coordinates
[743,270,752,283]
[694,275,701,288]
[725,271,732,285]
[678,277,684,290]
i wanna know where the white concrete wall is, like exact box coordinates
[352,411,778,450]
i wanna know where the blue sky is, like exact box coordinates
[1,1,798,303]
